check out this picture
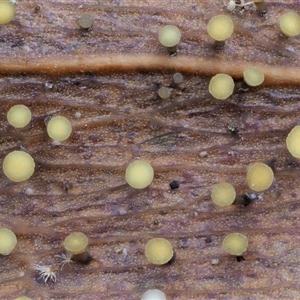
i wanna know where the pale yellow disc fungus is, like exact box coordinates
[0,0,15,25]
[78,13,94,29]
[158,86,172,99]
[15,297,32,300]
[47,116,72,142]
[0,228,17,255]
[125,160,154,189]
[211,182,236,207]
[246,162,274,192]
[7,104,32,129]
[286,125,300,158]
[222,233,248,256]
[209,74,234,100]
[280,12,300,37]
[158,25,181,48]
[145,237,173,265]
[207,14,234,42]
[243,67,265,87]
[3,151,35,182]
[141,289,166,300]
[63,232,88,255]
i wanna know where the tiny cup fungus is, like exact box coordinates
[172,72,183,85]
[15,297,32,300]
[246,162,274,192]
[211,182,236,207]
[243,67,265,87]
[3,150,35,182]
[46,116,72,142]
[286,125,300,158]
[125,160,154,189]
[279,12,300,37]
[158,86,172,99]
[209,74,234,100]
[7,104,32,129]
[141,289,166,300]
[145,237,173,265]
[0,0,15,25]
[78,13,94,29]
[63,232,90,263]
[222,233,248,256]
[158,25,181,55]
[207,14,234,48]
[0,227,17,255]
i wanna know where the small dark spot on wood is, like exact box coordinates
[153,219,159,225]
[205,236,212,244]
[170,180,179,190]
[35,5,41,13]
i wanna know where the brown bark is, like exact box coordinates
[1,1,300,299]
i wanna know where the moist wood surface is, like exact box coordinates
[0,1,300,299]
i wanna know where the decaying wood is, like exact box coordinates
[0,1,300,299]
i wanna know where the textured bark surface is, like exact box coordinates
[1,1,300,299]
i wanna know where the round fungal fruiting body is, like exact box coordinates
[7,104,32,129]
[207,14,234,48]
[125,160,154,189]
[158,25,181,55]
[145,237,173,265]
[246,162,274,192]
[0,228,17,255]
[0,0,15,25]
[78,14,94,29]
[15,297,32,300]
[243,67,265,87]
[173,72,183,85]
[286,125,300,158]
[222,233,248,256]
[141,289,166,300]
[3,151,35,182]
[63,232,90,263]
[209,74,234,100]
[279,12,300,37]
[46,116,72,142]
[211,182,236,207]
[158,86,172,99]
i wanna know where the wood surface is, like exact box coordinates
[0,0,300,299]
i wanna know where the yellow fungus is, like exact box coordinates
[0,0,15,25]
[15,297,32,300]
[47,116,72,142]
[279,12,300,37]
[3,150,35,182]
[63,232,88,255]
[145,237,173,265]
[243,67,265,87]
[207,14,234,48]
[209,74,234,100]
[246,162,274,192]
[222,233,248,256]
[125,160,154,189]
[158,25,181,48]
[78,14,94,29]
[7,104,32,129]
[286,125,300,158]
[141,289,166,300]
[211,182,236,207]
[0,228,17,255]
[158,86,172,99]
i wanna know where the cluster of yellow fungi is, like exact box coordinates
[1,2,300,298]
